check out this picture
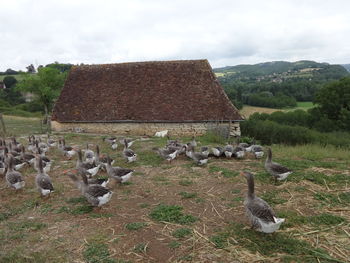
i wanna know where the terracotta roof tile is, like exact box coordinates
[52,59,243,122]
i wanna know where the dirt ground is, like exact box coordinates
[1,134,349,263]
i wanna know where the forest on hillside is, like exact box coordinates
[214,60,349,109]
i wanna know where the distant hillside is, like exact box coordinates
[214,60,349,84]
[214,60,349,108]
[342,64,350,72]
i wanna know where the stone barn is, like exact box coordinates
[51,59,244,136]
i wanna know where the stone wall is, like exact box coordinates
[51,121,241,137]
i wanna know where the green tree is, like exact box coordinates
[0,76,24,105]
[18,67,67,117]
[314,77,350,130]
[3,76,17,88]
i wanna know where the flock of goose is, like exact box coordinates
[1,134,293,234]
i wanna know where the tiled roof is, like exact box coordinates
[52,60,243,122]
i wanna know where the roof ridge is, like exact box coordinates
[74,59,209,69]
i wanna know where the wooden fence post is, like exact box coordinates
[47,115,52,134]
[0,113,6,136]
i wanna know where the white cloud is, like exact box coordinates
[1,0,349,71]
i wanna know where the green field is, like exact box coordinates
[296,101,314,109]
[0,116,349,262]
[2,115,45,136]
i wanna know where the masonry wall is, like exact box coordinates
[51,121,241,137]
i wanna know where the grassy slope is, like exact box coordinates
[0,118,349,262]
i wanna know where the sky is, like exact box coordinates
[1,0,350,71]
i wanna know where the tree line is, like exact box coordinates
[241,77,350,146]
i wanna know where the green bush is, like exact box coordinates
[15,101,43,113]
[241,119,350,147]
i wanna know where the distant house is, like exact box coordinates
[52,59,243,136]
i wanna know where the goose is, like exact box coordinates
[153,147,178,162]
[5,155,25,190]
[87,177,110,188]
[111,142,118,150]
[246,140,264,158]
[166,135,179,147]
[12,156,28,171]
[59,139,76,159]
[68,173,112,207]
[211,146,224,157]
[83,144,95,164]
[35,156,54,196]
[167,142,187,155]
[0,160,6,177]
[106,156,134,184]
[233,145,245,159]
[237,137,251,151]
[188,136,197,147]
[11,137,22,147]
[0,139,7,155]
[154,130,168,137]
[249,145,264,159]
[34,147,52,173]
[122,140,137,163]
[27,135,36,152]
[10,140,22,153]
[224,144,234,158]
[120,138,135,148]
[68,170,110,189]
[76,149,100,177]
[185,146,208,165]
[20,145,36,165]
[185,144,194,158]
[103,136,117,144]
[47,134,57,147]
[200,146,210,157]
[95,145,114,169]
[37,138,49,154]
[4,148,28,171]
[242,171,285,233]
[265,148,292,183]
[8,143,20,157]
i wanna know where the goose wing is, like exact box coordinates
[112,167,133,177]
[124,149,135,157]
[87,185,110,198]
[270,162,292,174]
[7,171,23,184]
[247,197,276,223]
[37,176,54,191]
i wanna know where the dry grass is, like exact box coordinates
[0,131,349,262]
[240,105,282,118]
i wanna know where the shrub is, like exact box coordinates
[241,119,350,147]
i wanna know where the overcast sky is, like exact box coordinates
[1,0,349,71]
